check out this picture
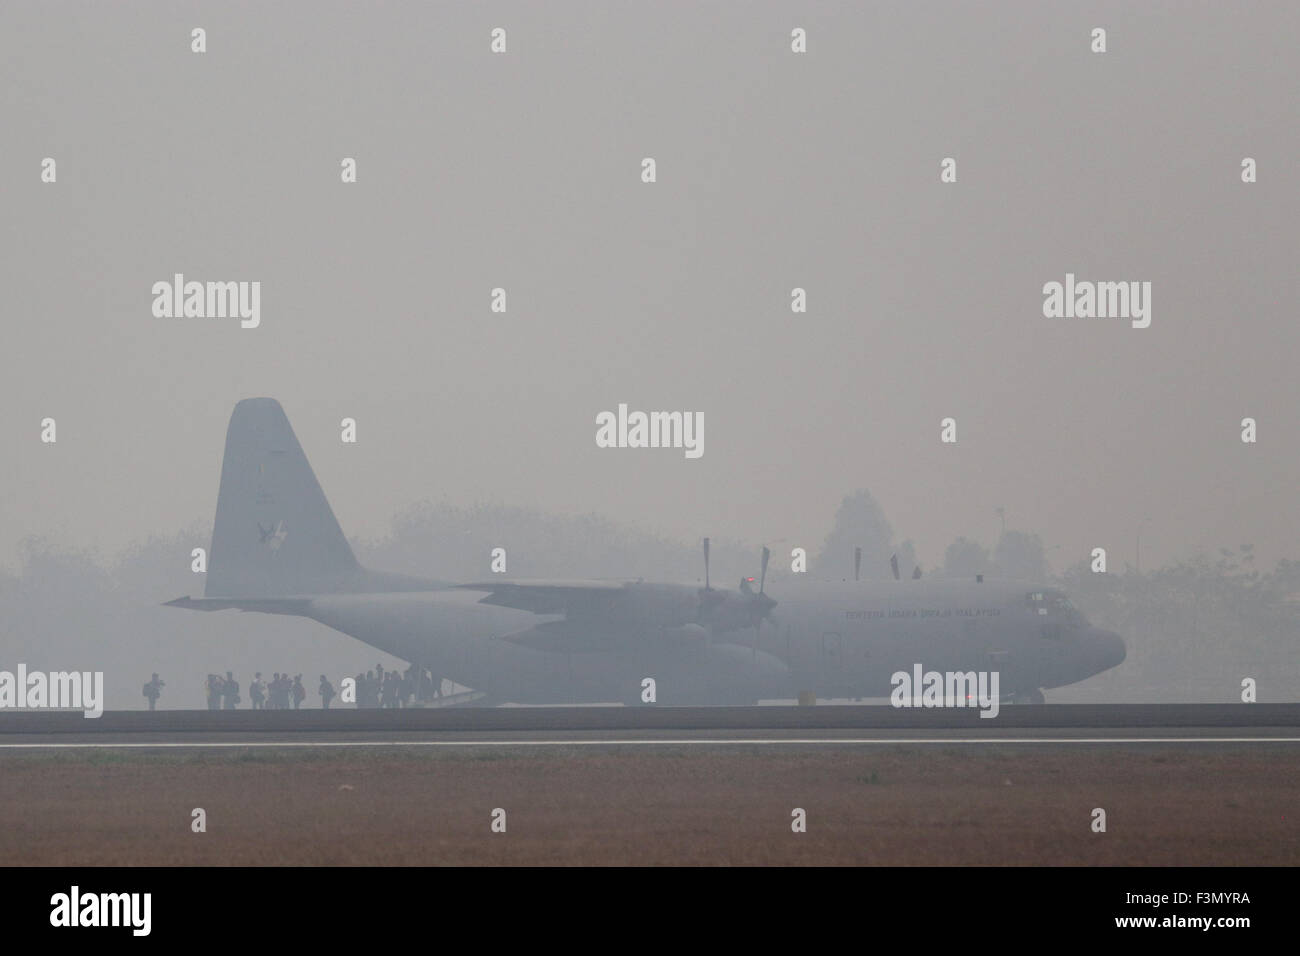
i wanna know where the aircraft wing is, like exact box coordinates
[495,619,709,652]
[456,580,629,615]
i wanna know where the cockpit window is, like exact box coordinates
[1026,590,1084,623]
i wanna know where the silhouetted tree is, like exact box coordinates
[815,490,917,579]
[993,531,1048,580]
[942,537,992,578]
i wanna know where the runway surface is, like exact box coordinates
[2,703,1298,747]
[5,705,1298,866]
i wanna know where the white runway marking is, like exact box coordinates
[1,737,1299,749]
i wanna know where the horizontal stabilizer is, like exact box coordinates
[163,596,313,616]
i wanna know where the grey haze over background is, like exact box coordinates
[3,1,1298,570]
[1,3,1297,706]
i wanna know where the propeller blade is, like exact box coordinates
[759,546,770,595]
[890,553,900,580]
[696,537,728,622]
[854,546,862,582]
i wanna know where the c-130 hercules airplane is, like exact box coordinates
[167,399,1125,705]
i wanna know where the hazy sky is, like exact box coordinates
[3,1,1298,576]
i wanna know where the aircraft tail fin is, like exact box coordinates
[205,398,359,597]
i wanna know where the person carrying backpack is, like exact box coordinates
[319,675,335,709]
[142,673,164,711]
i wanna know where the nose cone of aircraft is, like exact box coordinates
[1091,628,1126,674]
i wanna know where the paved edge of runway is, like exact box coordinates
[1,702,1298,735]
[3,734,1300,750]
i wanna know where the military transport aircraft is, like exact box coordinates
[166,398,1125,705]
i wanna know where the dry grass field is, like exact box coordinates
[2,745,1296,865]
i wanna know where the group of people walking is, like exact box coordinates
[197,671,306,710]
[350,665,441,709]
[142,664,445,710]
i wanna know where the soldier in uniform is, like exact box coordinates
[206,673,223,710]
[222,671,240,709]
[250,672,266,710]
[143,673,164,711]
[319,675,335,709]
